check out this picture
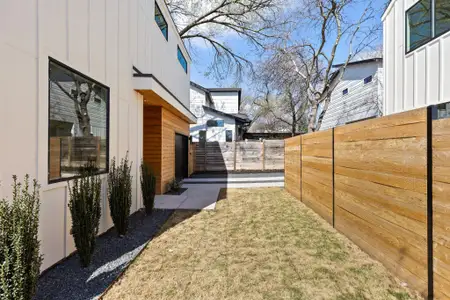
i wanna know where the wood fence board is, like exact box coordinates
[301,129,333,224]
[334,108,428,297]
[433,117,450,299]
[333,107,427,135]
[335,206,428,295]
[193,140,284,172]
[285,136,301,200]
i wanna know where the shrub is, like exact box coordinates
[166,178,182,192]
[108,154,133,236]
[140,160,156,215]
[0,175,42,300]
[68,165,102,267]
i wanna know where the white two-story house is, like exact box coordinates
[190,82,251,142]
[0,0,196,271]
[317,57,384,130]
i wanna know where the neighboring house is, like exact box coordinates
[317,58,384,131]
[190,82,251,142]
[382,0,450,115]
[0,0,196,271]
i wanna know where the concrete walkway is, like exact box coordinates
[154,172,285,211]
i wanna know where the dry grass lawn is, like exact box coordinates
[103,188,422,300]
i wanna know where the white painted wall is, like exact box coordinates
[190,86,207,118]
[190,87,239,142]
[320,62,383,130]
[383,0,450,115]
[0,0,190,271]
[210,91,239,114]
[190,111,236,142]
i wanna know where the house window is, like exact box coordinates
[435,0,450,36]
[48,58,109,183]
[226,130,233,142]
[155,2,168,40]
[364,75,373,84]
[177,46,187,73]
[406,0,431,52]
[342,88,349,96]
[199,130,206,145]
[206,120,224,127]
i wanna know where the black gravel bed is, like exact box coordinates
[34,209,174,300]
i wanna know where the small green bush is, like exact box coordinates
[108,154,133,236]
[0,175,42,300]
[166,178,182,192]
[68,166,102,267]
[140,160,156,215]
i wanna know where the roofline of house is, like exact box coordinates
[382,0,395,21]
[190,82,243,109]
[332,57,383,68]
[202,105,251,124]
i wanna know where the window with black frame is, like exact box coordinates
[177,46,188,73]
[406,0,450,53]
[206,119,224,127]
[155,2,168,40]
[406,0,431,52]
[226,130,233,142]
[48,59,109,182]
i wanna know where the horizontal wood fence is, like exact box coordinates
[284,105,450,300]
[193,140,284,172]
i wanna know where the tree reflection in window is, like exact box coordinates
[436,0,450,36]
[406,0,431,52]
[48,60,109,182]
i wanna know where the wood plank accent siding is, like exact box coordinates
[161,108,190,193]
[143,106,191,194]
[433,117,450,300]
[143,106,163,194]
[302,129,333,224]
[284,136,301,200]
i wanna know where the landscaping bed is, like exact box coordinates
[34,209,173,300]
[102,188,422,300]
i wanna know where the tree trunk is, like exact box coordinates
[79,100,91,137]
[308,104,318,133]
[315,96,331,132]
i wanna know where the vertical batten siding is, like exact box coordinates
[0,0,163,270]
[384,0,450,115]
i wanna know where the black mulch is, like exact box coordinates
[34,209,174,300]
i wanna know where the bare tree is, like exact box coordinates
[273,0,381,132]
[250,54,309,136]
[165,0,286,82]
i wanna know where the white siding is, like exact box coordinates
[320,62,383,130]
[190,86,207,118]
[383,0,450,114]
[210,91,239,114]
[0,0,189,271]
[190,111,236,143]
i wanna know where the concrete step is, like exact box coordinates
[183,176,284,184]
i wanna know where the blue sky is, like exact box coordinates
[189,0,386,91]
